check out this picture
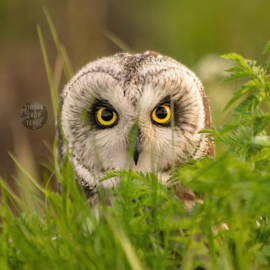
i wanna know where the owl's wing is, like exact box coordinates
[177,60,215,159]
[202,91,215,158]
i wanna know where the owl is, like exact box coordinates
[58,51,214,207]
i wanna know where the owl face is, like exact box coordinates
[60,51,213,191]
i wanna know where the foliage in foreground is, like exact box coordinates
[2,150,270,270]
[1,13,270,270]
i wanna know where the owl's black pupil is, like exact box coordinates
[156,107,168,119]
[101,109,113,121]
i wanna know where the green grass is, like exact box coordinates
[1,11,270,270]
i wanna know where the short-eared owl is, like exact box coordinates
[58,51,214,207]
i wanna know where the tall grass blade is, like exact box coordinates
[9,152,45,194]
[105,213,144,270]
[104,30,135,54]
[43,6,73,81]
[37,25,59,118]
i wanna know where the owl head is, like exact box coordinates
[59,51,214,195]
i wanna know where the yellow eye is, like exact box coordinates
[152,105,171,124]
[96,107,117,126]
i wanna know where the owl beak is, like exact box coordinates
[133,126,142,166]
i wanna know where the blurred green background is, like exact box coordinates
[1,0,269,187]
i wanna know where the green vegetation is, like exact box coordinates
[1,13,270,270]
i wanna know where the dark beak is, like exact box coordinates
[133,126,142,166]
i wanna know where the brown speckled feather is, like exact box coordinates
[58,51,215,209]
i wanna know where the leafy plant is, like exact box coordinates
[200,49,270,162]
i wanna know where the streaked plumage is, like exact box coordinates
[58,51,214,207]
